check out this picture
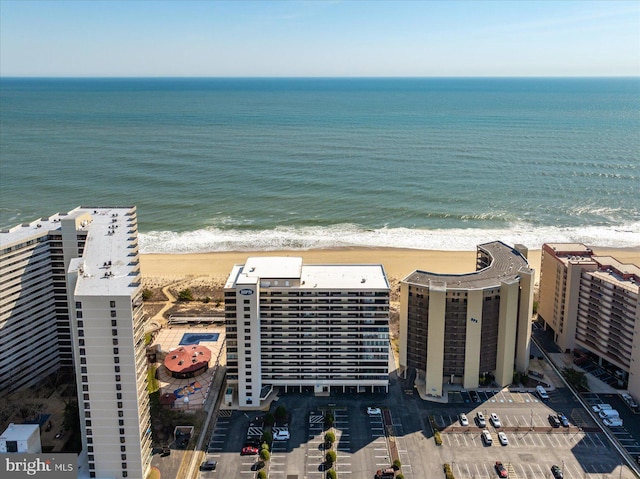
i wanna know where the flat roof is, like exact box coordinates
[0,423,39,441]
[402,241,531,290]
[69,207,140,297]
[225,257,389,290]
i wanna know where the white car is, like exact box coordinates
[367,407,381,416]
[481,429,492,445]
[273,430,290,440]
[490,413,501,428]
[459,413,469,426]
[603,418,623,427]
[498,431,508,445]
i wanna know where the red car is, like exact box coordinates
[241,446,258,455]
[495,461,508,478]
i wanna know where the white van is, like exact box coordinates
[592,403,613,413]
[599,409,620,419]
[604,418,623,427]
[536,385,549,400]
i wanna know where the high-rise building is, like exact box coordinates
[224,257,390,407]
[538,243,640,397]
[0,207,151,479]
[399,241,534,397]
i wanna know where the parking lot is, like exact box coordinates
[195,376,636,479]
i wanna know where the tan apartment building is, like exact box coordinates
[539,243,640,397]
[399,241,534,398]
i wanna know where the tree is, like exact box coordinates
[275,405,287,422]
[325,450,337,464]
[142,288,153,301]
[177,288,194,301]
[259,449,270,461]
[261,430,272,445]
[562,367,589,391]
[324,431,336,445]
[324,412,334,429]
[63,400,80,433]
[264,412,275,426]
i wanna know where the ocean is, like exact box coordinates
[0,77,638,252]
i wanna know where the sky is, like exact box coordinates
[0,0,639,77]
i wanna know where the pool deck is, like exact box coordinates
[152,325,226,410]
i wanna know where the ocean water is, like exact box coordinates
[1,77,638,252]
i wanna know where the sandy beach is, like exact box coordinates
[140,246,640,286]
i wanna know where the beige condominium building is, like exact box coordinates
[399,241,534,398]
[1,207,151,479]
[538,243,640,397]
[224,257,390,408]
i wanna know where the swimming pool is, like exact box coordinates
[179,333,220,345]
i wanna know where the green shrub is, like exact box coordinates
[326,469,337,479]
[259,449,270,461]
[142,288,153,301]
[434,430,442,446]
[261,430,272,445]
[261,442,269,451]
[256,471,267,479]
[396,475,405,479]
[325,431,336,445]
[177,288,194,301]
[324,412,334,428]
[392,459,402,470]
[325,450,337,464]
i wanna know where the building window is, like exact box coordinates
[81,367,87,373]
[85,420,92,427]
[79,339,85,346]
[84,402,90,410]
[83,393,89,401]
[113,347,119,354]
[110,300,116,308]
[117,402,123,408]
[88,446,93,453]
[123,473,128,478]
[82,385,89,392]
[120,437,125,444]
[119,420,124,426]
[122,463,127,469]
[114,357,120,364]
[85,411,91,418]
[81,375,88,383]
[244,306,251,311]
[118,411,124,418]
[117,393,122,400]
[87,437,93,444]
[78,330,84,337]
[77,312,83,320]
[121,445,126,452]
[120,428,125,435]
[86,429,92,436]
[6,441,17,453]
[80,358,86,365]
[90,472,96,478]
[244,314,251,319]
[121,454,127,460]
[112,329,118,336]
[115,366,120,373]
[76,301,82,309]
[113,338,118,345]
[79,348,86,356]
[116,384,122,391]
[115,375,121,382]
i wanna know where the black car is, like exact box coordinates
[551,464,563,479]
[548,414,561,428]
[470,391,480,402]
[251,460,265,471]
[200,460,217,471]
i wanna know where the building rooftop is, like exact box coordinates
[0,206,140,297]
[402,241,531,290]
[225,257,389,290]
[0,423,39,441]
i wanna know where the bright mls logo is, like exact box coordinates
[239,289,254,295]
[3,454,75,478]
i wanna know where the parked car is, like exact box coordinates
[470,391,480,402]
[548,414,561,428]
[251,460,265,471]
[241,446,259,455]
[551,464,564,478]
[494,461,508,478]
[459,413,469,426]
[592,403,612,413]
[367,406,381,416]
[557,412,570,427]
[160,447,170,457]
[490,413,501,428]
[199,460,217,471]
[273,430,290,440]
[622,393,638,408]
[375,468,395,479]
[498,431,508,446]
[603,418,624,427]
[481,429,492,445]
[476,411,486,427]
